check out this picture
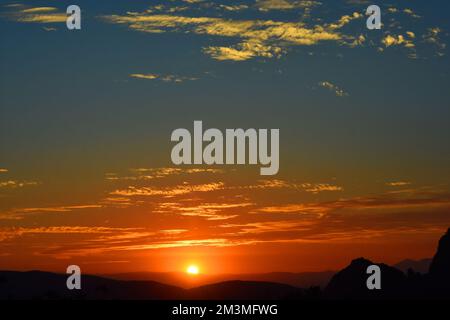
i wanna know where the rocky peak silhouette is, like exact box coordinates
[325,257,407,299]
[429,228,450,283]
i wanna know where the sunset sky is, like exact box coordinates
[1,0,450,275]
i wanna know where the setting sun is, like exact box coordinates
[186,265,199,275]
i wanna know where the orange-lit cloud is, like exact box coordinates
[3,4,67,24]
[111,182,225,197]
[155,201,253,220]
[0,180,39,188]
[106,167,223,181]
[102,10,362,61]
[386,181,412,187]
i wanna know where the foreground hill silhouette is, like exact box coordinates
[1,228,449,300]
[0,271,304,300]
[105,271,334,289]
[0,271,185,300]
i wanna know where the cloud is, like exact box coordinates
[387,7,398,13]
[130,73,198,83]
[100,197,134,207]
[101,238,233,251]
[318,81,348,97]
[257,192,450,215]
[346,0,369,5]
[102,10,362,61]
[256,0,321,12]
[0,204,103,220]
[182,0,205,4]
[0,168,7,173]
[219,4,249,12]
[155,201,253,220]
[42,26,57,31]
[382,34,415,48]
[129,73,158,80]
[21,7,58,14]
[238,179,343,193]
[0,226,151,244]
[106,167,224,181]
[19,204,102,213]
[111,182,225,197]
[300,183,343,193]
[159,229,188,235]
[403,8,421,19]
[102,4,444,61]
[423,27,446,56]
[327,12,363,30]
[0,180,39,188]
[258,203,327,215]
[204,40,284,61]
[219,220,314,235]
[386,181,411,187]
[3,5,67,24]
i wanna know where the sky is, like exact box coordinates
[0,0,450,275]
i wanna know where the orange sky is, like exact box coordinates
[1,166,449,274]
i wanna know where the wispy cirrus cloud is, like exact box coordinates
[219,4,249,12]
[2,4,66,24]
[154,201,253,220]
[0,204,102,220]
[0,226,173,249]
[423,27,446,56]
[386,181,412,187]
[129,73,198,83]
[402,8,421,19]
[106,167,224,181]
[219,220,314,235]
[257,192,450,215]
[110,182,225,197]
[256,0,321,12]
[237,179,343,193]
[318,81,349,97]
[0,180,39,188]
[18,204,102,213]
[102,9,363,61]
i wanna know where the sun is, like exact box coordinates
[186,265,199,275]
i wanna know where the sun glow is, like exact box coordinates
[186,265,199,275]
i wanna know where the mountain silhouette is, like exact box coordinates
[106,271,334,289]
[0,271,304,300]
[187,281,303,300]
[394,258,432,274]
[0,270,185,300]
[425,228,450,298]
[429,228,450,281]
[325,227,450,299]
